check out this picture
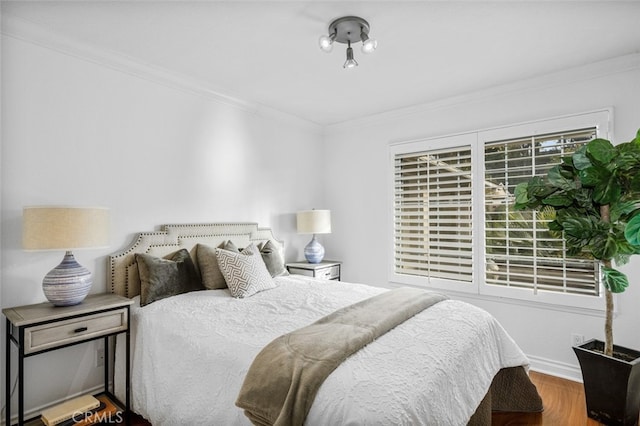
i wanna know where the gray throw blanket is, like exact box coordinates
[235,287,448,426]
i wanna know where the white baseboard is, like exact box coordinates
[527,354,583,383]
[2,383,109,426]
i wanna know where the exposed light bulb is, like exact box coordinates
[360,31,378,54]
[318,33,335,53]
[361,38,378,54]
[344,60,358,69]
[343,45,358,69]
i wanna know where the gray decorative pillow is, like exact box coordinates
[215,243,276,298]
[223,240,239,253]
[259,240,289,277]
[136,249,203,306]
[196,241,239,290]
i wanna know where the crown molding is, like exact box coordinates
[1,15,322,134]
[325,52,640,134]
[5,13,637,138]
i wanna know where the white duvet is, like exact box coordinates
[115,276,529,426]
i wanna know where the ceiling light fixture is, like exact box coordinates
[319,16,377,69]
[344,41,358,69]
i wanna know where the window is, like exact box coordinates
[483,128,600,296]
[394,144,474,284]
[390,110,610,309]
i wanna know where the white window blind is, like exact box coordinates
[393,146,474,282]
[483,128,601,296]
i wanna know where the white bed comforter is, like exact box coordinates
[115,276,529,426]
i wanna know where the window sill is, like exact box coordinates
[388,280,613,318]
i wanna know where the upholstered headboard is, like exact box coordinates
[108,222,284,298]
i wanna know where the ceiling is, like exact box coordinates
[3,1,640,126]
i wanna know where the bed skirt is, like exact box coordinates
[468,366,543,425]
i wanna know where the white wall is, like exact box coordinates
[0,34,324,416]
[323,54,640,380]
[3,11,640,419]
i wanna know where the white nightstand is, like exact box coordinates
[286,261,341,281]
[3,293,133,426]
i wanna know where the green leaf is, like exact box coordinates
[559,164,576,179]
[624,214,640,246]
[572,146,592,170]
[587,138,616,165]
[561,217,593,251]
[514,182,528,200]
[513,182,533,210]
[616,141,637,154]
[547,220,563,231]
[614,200,638,216]
[602,267,629,293]
[615,239,638,257]
[614,253,631,267]
[578,167,605,187]
[547,166,576,191]
[614,149,640,171]
[562,217,592,236]
[591,233,618,260]
[629,173,640,193]
[528,176,555,198]
[555,207,586,224]
[593,175,621,204]
[542,193,573,207]
[573,187,595,211]
[566,246,582,257]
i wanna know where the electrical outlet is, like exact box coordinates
[96,348,105,367]
[571,333,585,346]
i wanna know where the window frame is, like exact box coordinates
[389,109,612,311]
[391,132,479,294]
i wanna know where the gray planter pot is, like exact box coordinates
[573,339,640,426]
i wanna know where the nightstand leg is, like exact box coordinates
[5,318,10,426]
[125,307,131,426]
[18,328,24,426]
[104,336,109,394]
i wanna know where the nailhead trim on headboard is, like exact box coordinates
[108,222,284,298]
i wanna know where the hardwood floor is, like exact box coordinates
[493,371,603,425]
[127,371,622,425]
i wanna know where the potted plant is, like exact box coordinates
[513,129,640,426]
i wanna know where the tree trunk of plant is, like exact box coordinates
[604,283,614,357]
[601,204,614,357]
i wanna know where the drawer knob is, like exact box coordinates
[74,327,88,333]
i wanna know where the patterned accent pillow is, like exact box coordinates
[215,243,276,298]
[136,249,203,306]
[259,240,289,278]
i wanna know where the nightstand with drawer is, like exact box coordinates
[286,261,341,281]
[3,293,133,426]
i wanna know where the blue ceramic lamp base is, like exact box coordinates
[304,235,325,264]
[42,251,93,306]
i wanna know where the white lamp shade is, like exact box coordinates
[23,206,110,250]
[297,210,331,234]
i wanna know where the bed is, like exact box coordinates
[109,222,542,425]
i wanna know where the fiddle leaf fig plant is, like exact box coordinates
[513,129,640,357]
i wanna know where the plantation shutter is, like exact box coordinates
[394,146,473,282]
[483,128,601,296]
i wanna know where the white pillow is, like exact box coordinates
[215,243,276,298]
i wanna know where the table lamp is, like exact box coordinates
[296,209,331,263]
[23,206,109,306]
